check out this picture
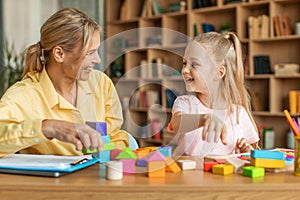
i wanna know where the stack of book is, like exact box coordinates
[273,15,292,37]
[253,55,272,74]
[248,15,269,39]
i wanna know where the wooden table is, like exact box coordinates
[0,162,299,200]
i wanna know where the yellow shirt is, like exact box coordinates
[0,68,128,156]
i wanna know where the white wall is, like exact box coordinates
[3,0,58,52]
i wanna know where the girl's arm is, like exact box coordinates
[170,112,227,145]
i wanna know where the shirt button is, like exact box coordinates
[34,138,39,143]
[30,130,35,135]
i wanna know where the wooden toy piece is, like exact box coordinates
[103,142,115,151]
[157,146,172,157]
[144,146,159,152]
[110,149,122,160]
[242,166,265,178]
[82,135,111,154]
[212,164,234,175]
[120,159,136,174]
[250,157,285,168]
[226,156,246,173]
[106,161,123,180]
[146,150,166,162]
[136,158,147,167]
[134,148,151,159]
[203,161,218,172]
[96,122,107,136]
[102,135,111,143]
[99,151,110,163]
[116,148,138,160]
[148,161,165,178]
[165,157,181,173]
[177,159,196,170]
[214,158,226,164]
[251,149,285,160]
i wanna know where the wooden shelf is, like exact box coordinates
[106,0,300,148]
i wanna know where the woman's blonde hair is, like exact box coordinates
[194,32,257,132]
[22,7,100,77]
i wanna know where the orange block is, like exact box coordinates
[148,161,165,178]
[165,157,181,173]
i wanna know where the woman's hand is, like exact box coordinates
[235,138,253,153]
[41,119,103,151]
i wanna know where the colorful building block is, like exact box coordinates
[146,150,166,162]
[120,159,136,174]
[136,158,147,167]
[226,156,246,173]
[99,151,110,163]
[212,164,234,175]
[103,142,115,151]
[110,149,122,160]
[106,161,123,180]
[203,161,218,172]
[96,122,107,136]
[165,157,181,173]
[157,146,172,157]
[251,149,285,160]
[148,161,165,178]
[242,166,265,178]
[177,160,196,170]
[134,148,151,159]
[116,148,137,160]
[250,157,285,168]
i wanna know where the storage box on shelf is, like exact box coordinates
[106,0,300,148]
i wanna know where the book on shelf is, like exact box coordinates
[273,15,292,37]
[289,90,300,114]
[151,119,163,140]
[253,55,271,74]
[151,0,163,15]
[248,15,269,39]
[165,89,178,109]
[192,0,214,9]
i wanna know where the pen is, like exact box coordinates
[283,109,300,136]
[71,158,89,166]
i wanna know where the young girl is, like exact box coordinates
[169,32,260,157]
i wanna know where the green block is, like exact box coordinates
[82,148,98,154]
[242,166,265,178]
[103,142,115,151]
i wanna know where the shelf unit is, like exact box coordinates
[105,0,300,148]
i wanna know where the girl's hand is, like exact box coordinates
[202,114,227,145]
[235,138,253,153]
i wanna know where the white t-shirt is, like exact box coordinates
[171,95,259,157]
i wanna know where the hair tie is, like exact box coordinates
[38,42,45,66]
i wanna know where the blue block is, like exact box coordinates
[102,135,111,143]
[251,150,284,160]
[136,159,147,167]
[158,146,172,157]
[98,151,110,163]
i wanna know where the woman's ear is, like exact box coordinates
[217,65,226,78]
[52,46,64,63]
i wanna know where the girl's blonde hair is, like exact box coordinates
[22,7,100,77]
[194,32,257,132]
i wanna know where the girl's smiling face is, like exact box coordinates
[182,40,218,94]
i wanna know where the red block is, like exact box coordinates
[204,161,218,172]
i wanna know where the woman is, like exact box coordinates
[0,8,128,156]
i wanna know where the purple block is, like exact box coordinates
[136,159,147,167]
[96,122,107,136]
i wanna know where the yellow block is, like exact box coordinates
[212,164,234,175]
[148,161,165,178]
[165,157,181,173]
[250,157,285,168]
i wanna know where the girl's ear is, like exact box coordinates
[217,65,226,78]
[52,46,64,63]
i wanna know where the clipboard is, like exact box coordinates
[0,154,99,177]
